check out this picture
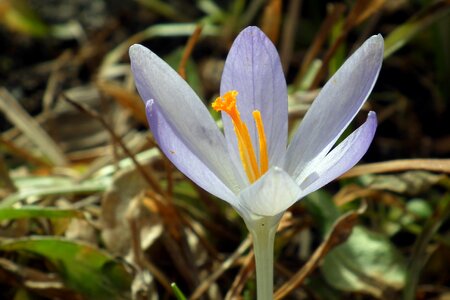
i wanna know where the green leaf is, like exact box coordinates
[321,226,406,297]
[384,1,450,58]
[1,0,49,37]
[303,190,340,234]
[361,171,445,195]
[328,17,346,78]
[171,282,187,300]
[0,206,83,221]
[406,198,433,220]
[1,175,110,208]
[0,237,132,299]
[164,47,204,99]
[136,0,192,21]
[305,276,342,300]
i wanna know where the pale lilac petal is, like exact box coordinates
[221,26,288,167]
[238,167,301,216]
[296,111,377,198]
[129,44,245,194]
[285,35,383,179]
[146,101,239,205]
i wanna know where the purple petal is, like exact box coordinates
[129,44,245,198]
[238,167,301,216]
[220,26,288,168]
[296,111,377,197]
[146,101,239,205]
[285,35,383,179]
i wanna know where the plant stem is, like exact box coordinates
[248,216,279,300]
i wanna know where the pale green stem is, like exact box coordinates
[247,216,280,300]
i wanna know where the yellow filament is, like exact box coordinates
[252,111,268,175]
[212,90,269,183]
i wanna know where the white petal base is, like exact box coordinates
[239,167,301,216]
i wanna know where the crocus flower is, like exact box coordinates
[130,26,383,299]
[129,26,383,221]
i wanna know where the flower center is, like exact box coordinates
[212,90,268,183]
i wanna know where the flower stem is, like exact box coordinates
[248,216,279,300]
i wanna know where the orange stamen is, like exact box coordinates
[212,90,269,183]
[253,111,268,175]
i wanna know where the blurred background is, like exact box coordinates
[0,0,449,299]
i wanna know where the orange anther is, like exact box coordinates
[212,91,269,183]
